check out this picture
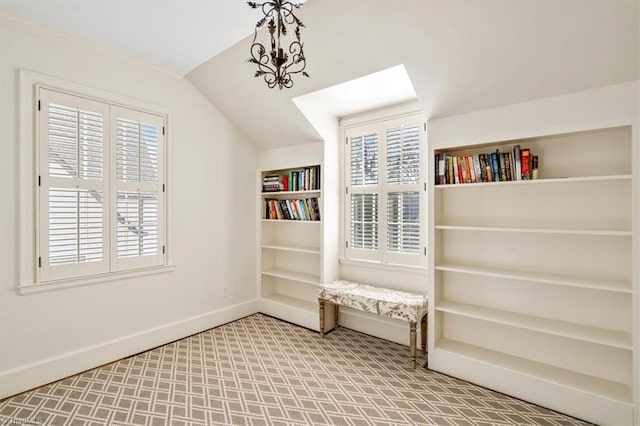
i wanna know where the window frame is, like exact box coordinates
[340,104,427,269]
[18,70,173,294]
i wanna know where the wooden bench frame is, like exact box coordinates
[318,291,428,369]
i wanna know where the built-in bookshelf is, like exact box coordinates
[428,95,637,426]
[258,164,334,331]
[435,145,540,185]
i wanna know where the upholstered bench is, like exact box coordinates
[318,280,428,368]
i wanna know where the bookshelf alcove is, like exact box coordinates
[429,123,635,425]
[257,164,334,331]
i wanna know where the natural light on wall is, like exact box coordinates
[292,64,417,122]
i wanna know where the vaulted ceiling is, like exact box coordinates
[187,1,639,149]
[2,1,638,150]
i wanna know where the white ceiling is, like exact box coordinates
[0,0,258,75]
[3,0,638,151]
[188,1,639,150]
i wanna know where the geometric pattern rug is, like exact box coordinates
[0,314,589,425]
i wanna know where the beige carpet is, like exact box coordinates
[0,314,589,425]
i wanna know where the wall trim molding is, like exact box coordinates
[0,299,260,399]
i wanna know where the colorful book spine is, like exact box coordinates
[491,151,500,181]
[505,152,512,181]
[521,148,531,180]
[479,154,488,182]
[513,145,521,181]
[472,154,481,183]
[448,156,455,184]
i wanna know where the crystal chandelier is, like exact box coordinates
[247,0,309,89]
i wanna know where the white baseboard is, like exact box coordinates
[0,299,259,399]
[339,308,423,347]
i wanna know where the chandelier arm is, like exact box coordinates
[280,41,306,74]
[250,42,277,72]
[246,0,308,89]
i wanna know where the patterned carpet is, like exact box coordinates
[0,314,589,425]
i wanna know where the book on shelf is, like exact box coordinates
[437,153,445,185]
[504,152,512,181]
[263,165,321,193]
[521,148,531,180]
[309,198,321,221]
[434,146,540,185]
[466,156,474,183]
[479,154,488,182]
[472,155,481,183]
[264,197,321,221]
[263,174,286,192]
[461,156,468,183]
[513,145,522,181]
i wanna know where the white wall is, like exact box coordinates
[0,13,258,398]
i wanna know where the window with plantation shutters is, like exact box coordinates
[112,107,164,271]
[37,87,166,283]
[38,89,110,281]
[343,111,426,267]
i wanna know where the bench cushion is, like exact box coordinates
[318,280,428,323]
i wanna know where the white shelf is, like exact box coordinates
[429,98,635,426]
[261,190,321,196]
[262,269,320,286]
[435,225,631,237]
[435,339,632,404]
[259,163,325,333]
[262,219,321,223]
[435,263,631,294]
[436,301,632,350]
[434,174,632,189]
[262,244,320,255]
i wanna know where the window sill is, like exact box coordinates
[18,265,176,295]
[339,258,428,274]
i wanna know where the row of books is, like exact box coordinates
[435,145,539,185]
[262,166,321,192]
[264,198,321,221]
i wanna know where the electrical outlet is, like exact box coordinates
[223,287,228,297]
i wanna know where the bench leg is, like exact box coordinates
[409,321,417,369]
[319,299,325,338]
[334,304,340,330]
[421,314,427,355]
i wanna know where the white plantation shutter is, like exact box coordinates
[387,192,420,254]
[387,124,421,185]
[38,88,110,281]
[344,113,426,267]
[350,133,379,186]
[385,123,423,265]
[37,88,166,283]
[346,126,381,262]
[111,107,164,271]
[350,193,378,250]
[48,189,103,265]
[116,192,159,258]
